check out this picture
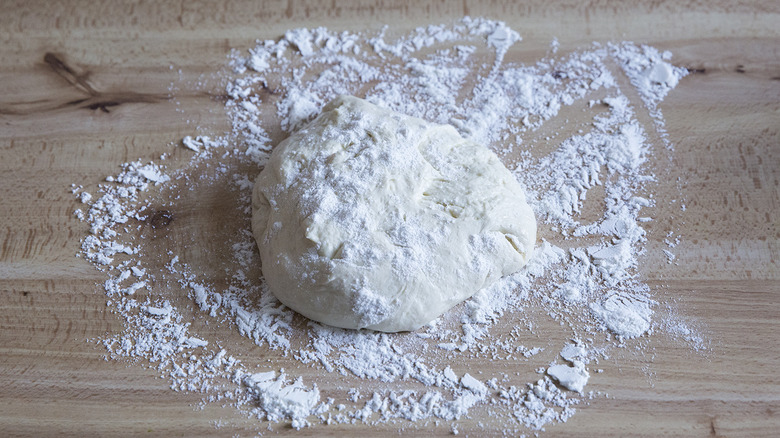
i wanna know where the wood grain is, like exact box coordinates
[1,1,779,436]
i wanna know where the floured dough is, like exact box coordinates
[252,96,536,332]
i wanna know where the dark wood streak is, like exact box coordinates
[148,210,174,229]
[0,53,169,115]
[259,82,278,96]
[205,92,230,104]
[43,52,97,95]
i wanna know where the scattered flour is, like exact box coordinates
[73,17,700,435]
[547,362,590,393]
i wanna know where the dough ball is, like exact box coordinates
[252,96,536,332]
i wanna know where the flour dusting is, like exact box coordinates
[73,17,700,434]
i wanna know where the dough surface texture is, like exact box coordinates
[252,96,536,332]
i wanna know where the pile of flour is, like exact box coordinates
[73,17,704,434]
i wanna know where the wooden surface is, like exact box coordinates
[1,1,779,436]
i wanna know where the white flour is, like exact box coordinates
[73,17,702,434]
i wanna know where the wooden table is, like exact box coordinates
[1,1,778,436]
